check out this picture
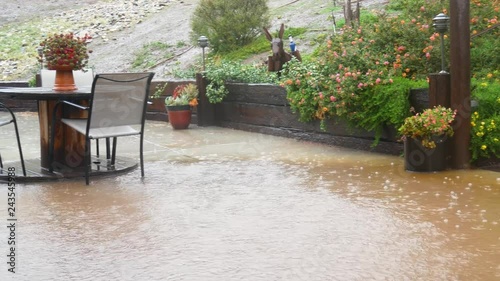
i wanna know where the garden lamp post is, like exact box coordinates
[432,13,450,73]
[197,36,208,71]
[37,46,44,70]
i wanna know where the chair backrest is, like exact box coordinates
[87,72,155,130]
[41,69,95,88]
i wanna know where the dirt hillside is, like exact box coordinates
[2,0,388,80]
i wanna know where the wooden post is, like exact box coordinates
[344,0,352,27]
[428,73,451,168]
[449,0,471,169]
[196,73,216,126]
[428,73,450,108]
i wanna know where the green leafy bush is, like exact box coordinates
[354,77,427,141]
[203,59,278,103]
[470,72,500,161]
[190,0,270,54]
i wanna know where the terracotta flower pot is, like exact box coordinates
[49,65,77,91]
[166,105,192,130]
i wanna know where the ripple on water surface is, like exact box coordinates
[2,154,491,281]
[2,112,499,280]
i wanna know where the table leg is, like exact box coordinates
[38,100,87,170]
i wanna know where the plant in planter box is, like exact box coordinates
[398,105,456,172]
[398,105,456,149]
[164,83,198,129]
[165,83,199,107]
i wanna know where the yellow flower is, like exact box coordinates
[494,138,499,142]
[476,132,484,137]
[481,145,487,150]
[471,121,476,127]
[487,73,493,79]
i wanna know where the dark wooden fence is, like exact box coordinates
[202,81,403,155]
[1,78,404,154]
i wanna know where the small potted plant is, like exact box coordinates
[39,33,92,91]
[398,105,456,171]
[165,83,198,129]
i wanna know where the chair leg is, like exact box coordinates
[49,120,56,173]
[96,139,100,157]
[111,137,117,166]
[0,153,3,170]
[85,138,91,185]
[106,138,111,160]
[12,119,26,177]
[140,133,144,177]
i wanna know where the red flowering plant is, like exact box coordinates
[398,105,456,149]
[165,84,199,107]
[39,33,92,70]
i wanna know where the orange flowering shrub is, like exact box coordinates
[281,0,498,144]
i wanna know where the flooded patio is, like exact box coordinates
[1,112,499,280]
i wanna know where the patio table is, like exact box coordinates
[0,87,137,181]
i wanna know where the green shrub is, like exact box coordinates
[470,72,500,161]
[355,77,427,142]
[190,0,270,54]
[203,58,278,103]
[472,74,500,117]
[470,113,500,162]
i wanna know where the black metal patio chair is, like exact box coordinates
[0,103,27,176]
[49,72,155,184]
[41,68,113,158]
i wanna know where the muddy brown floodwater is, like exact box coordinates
[0,113,499,280]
